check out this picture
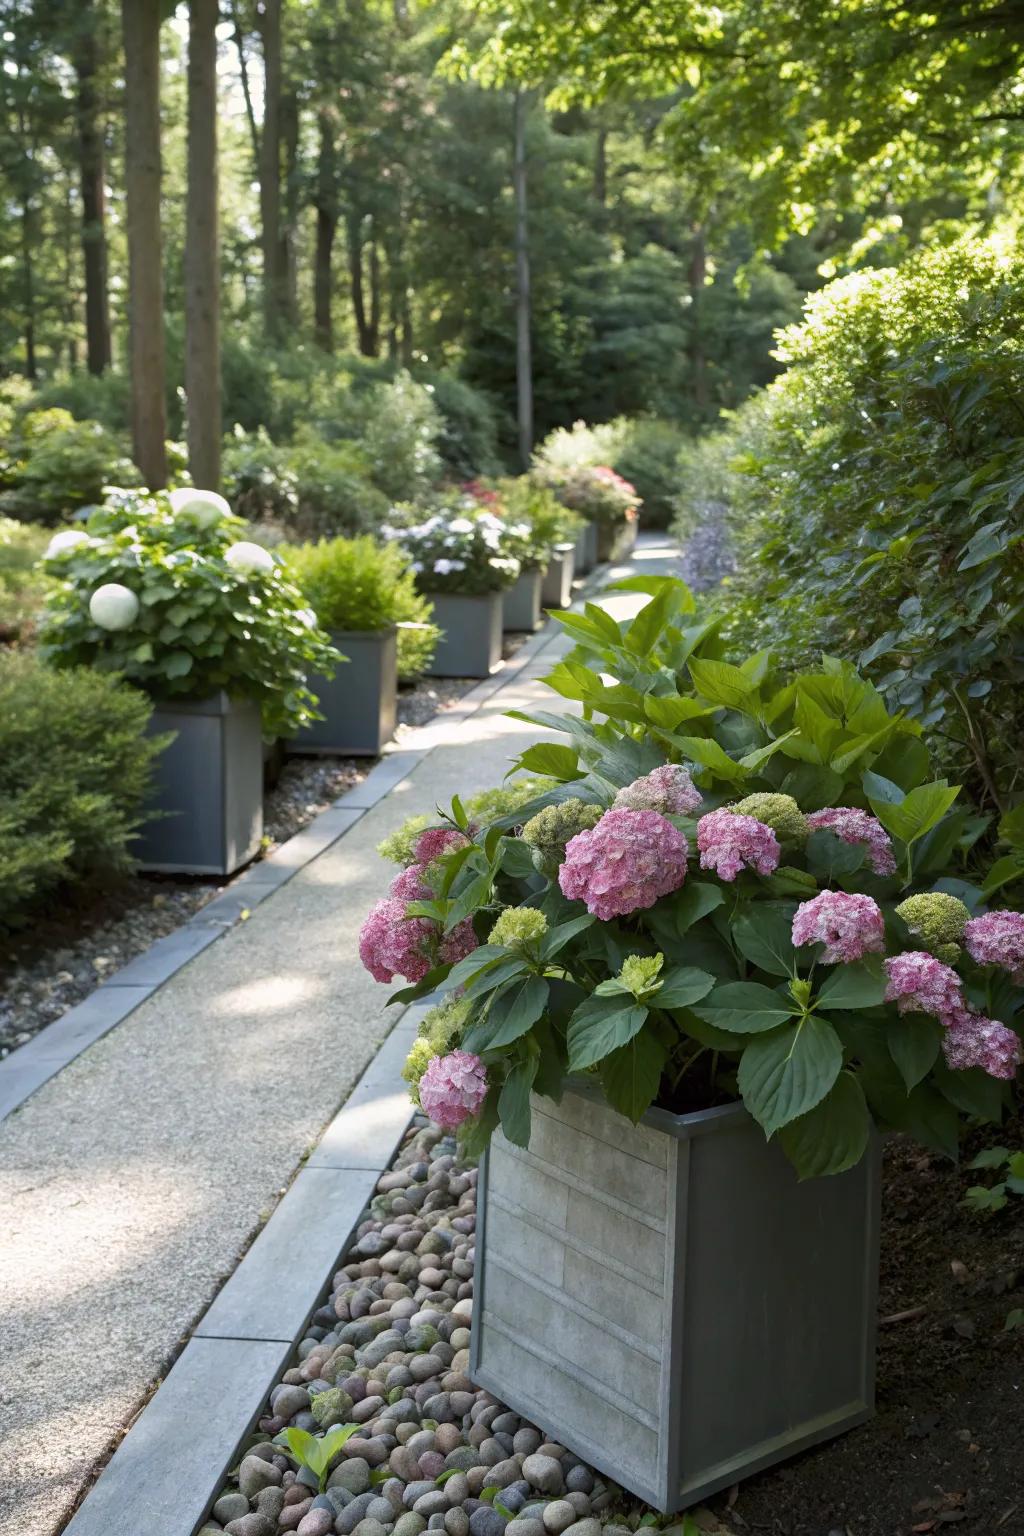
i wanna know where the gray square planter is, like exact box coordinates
[135,693,264,876]
[471,1087,880,1513]
[503,567,543,632]
[426,591,503,678]
[597,517,638,563]
[575,522,599,575]
[293,627,397,757]
[541,544,576,610]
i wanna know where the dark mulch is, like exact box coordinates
[720,1116,1024,1536]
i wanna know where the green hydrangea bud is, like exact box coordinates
[488,907,548,949]
[619,953,664,998]
[401,1038,436,1106]
[422,993,471,1054]
[377,814,432,866]
[895,891,970,963]
[521,798,604,874]
[466,776,549,826]
[730,792,808,846]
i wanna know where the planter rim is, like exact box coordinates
[420,586,510,599]
[324,624,398,640]
[148,690,256,716]
[552,541,577,553]
[562,1075,749,1142]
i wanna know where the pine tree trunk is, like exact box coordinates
[513,90,534,470]
[258,0,283,337]
[280,87,300,327]
[121,0,167,487]
[21,196,36,381]
[347,213,371,355]
[185,0,221,490]
[368,238,381,358]
[594,125,608,208]
[74,0,112,375]
[689,223,709,418]
[314,109,336,351]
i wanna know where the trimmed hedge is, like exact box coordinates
[0,653,165,928]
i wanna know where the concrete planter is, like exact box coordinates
[575,521,599,575]
[135,693,263,875]
[293,627,397,757]
[426,591,503,678]
[503,567,544,633]
[471,1086,880,1513]
[541,544,576,609]
[597,516,639,563]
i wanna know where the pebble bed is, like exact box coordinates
[201,1120,636,1536]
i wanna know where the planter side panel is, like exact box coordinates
[503,569,543,632]
[673,1125,880,1504]
[427,593,502,678]
[473,1102,672,1502]
[296,629,398,756]
[541,547,575,609]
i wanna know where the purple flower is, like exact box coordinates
[964,910,1024,979]
[942,1009,1021,1080]
[358,897,440,984]
[792,890,886,965]
[613,763,703,816]
[696,808,780,882]
[883,951,964,1019]
[558,808,689,921]
[440,919,479,967]
[413,826,471,864]
[419,1050,489,1128]
[390,864,433,902]
[805,808,896,877]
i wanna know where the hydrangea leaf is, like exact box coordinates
[738,1014,844,1135]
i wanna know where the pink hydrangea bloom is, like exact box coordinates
[412,826,471,864]
[390,864,433,901]
[883,951,964,1019]
[358,897,439,984]
[792,890,886,965]
[964,910,1024,978]
[440,919,479,967]
[613,763,703,816]
[696,808,780,882]
[804,807,896,877]
[942,1009,1021,1080]
[558,808,689,920]
[419,1050,489,1128]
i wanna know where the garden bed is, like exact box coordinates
[0,652,526,1060]
[199,1112,1022,1536]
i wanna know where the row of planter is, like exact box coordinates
[135,539,588,876]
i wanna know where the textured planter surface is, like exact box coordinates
[294,627,398,757]
[136,692,263,875]
[503,567,544,632]
[426,591,503,678]
[471,1087,880,1512]
[541,544,576,610]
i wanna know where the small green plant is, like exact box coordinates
[0,516,51,644]
[962,1147,1024,1213]
[272,1424,360,1492]
[282,535,438,644]
[39,488,341,738]
[0,406,139,524]
[498,476,582,557]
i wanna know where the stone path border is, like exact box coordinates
[0,568,608,1127]
[62,995,434,1536]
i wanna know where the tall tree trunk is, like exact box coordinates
[20,196,36,381]
[280,87,299,327]
[689,222,708,419]
[314,109,336,350]
[368,238,381,358]
[513,90,533,470]
[121,0,168,488]
[230,0,260,164]
[347,213,372,355]
[594,125,608,208]
[257,0,283,337]
[185,0,221,490]
[74,0,111,374]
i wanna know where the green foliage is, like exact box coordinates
[369,577,1022,1175]
[0,515,50,643]
[272,1424,360,1492]
[421,371,503,480]
[39,489,341,738]
[384,495,522,595]
[0,650,164,929]
[222,427,390,539]
[282,535,436,637]
[692,238,1024,822]
[962,1146,1024,1215]
[498,477,582,558]
[611,418,689,530]
[0,407,139,525]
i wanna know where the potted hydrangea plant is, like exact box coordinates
[499,477,584,617]
[382,492,522,677]
[283,535,438,755]
[548,464,641,564]
[358,578,1021,1512]
[41,487,340,874]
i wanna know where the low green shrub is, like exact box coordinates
[498,477,582,558]
[612,418,688,529]
[39,488,341,738]
[0,650,164,929]
[0,407,139,525]
[421,371,503,479]
[222,426,390,539]
[282,535,440,680]
[0,516,51,644]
